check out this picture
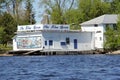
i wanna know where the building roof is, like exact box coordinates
[80,14,118,26]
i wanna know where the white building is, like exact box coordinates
[81,14,118,49]
[13,24,94,51]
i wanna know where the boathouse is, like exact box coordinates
[13,24,95,52]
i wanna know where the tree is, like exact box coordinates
[110,0,120,14]
[0,0,6,13]
[104,26,118,51]
[39,0,75,24]
[0,12,17,46]
[64,9,82,29]
[77,0,111,22]
[0,27,6,44]
[104,14,120,51]
[24,0,35,24]
[116,14,120,45]
[0,0,33,25]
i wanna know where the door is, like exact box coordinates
[74,39,77,49]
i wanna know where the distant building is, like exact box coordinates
[81,14,118,49]
[41,12,50,24]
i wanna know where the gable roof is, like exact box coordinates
[80,14,118,26]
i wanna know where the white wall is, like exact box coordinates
[13,37,17,50]
[13,31,94,51]
[42,31,94,51]
[81,24,104,49]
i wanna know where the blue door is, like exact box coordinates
[74,39,77,49]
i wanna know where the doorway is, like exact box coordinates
[74,39,77,49]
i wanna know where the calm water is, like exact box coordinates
[0,55,120,80]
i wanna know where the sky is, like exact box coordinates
[33,0,44,24]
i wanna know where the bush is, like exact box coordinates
[0,44,12,52]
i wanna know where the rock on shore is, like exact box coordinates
[111,50,120,54]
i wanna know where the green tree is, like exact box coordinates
[78,0,111,22]
[110,0,120,14]
[104,14,120,51]
[104,26,118,51]
[39,0,75,24]
[0,27,6,44]
[0,0,34,25]
[64,9,82,29]
[0,12,17,46]
[116,14,120,45]
[24,0,35,24]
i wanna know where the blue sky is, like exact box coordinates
[33,0,44,24]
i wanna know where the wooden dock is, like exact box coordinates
[8,50,105,56]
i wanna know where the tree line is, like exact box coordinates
[40,0,120,25]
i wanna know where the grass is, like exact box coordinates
[0,44,12,54]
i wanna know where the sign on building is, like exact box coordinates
[17,24,70,31]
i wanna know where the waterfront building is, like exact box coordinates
[81,14,118,50]
[13,24,94,51]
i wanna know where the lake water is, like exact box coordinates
[0,55,120,80]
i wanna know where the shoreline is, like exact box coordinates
[0,53,13,56]
[0,51,13,56]
[0,53,120,57]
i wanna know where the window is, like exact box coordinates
[66,37,70,44]
[45,41,47,45]
[113,24,117,30]
[100,37,102,41]
[61,42,66,46]
[106,24,109,27]
[94,24,98,27]
[105,24,117,30]
[49,40,53,46]
[96,31,101,33]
